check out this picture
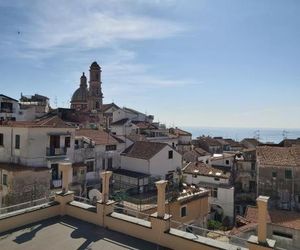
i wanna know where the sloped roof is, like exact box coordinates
[257,146,300,167]
[183,162,230,179]
[0,94,18,102]
[75,129,119,145]
[131,121,157,129]
[241,138,261,147]
[170,127,192,136]
[121,141,167,160]
[224,138,243,147]
[196,137,222,147]
[102,103,120,112]
[110,118,129,126]
[245,206,300,230]
[279,138,300,147]
[0,163,48,172]
[194,147,210,156]
[0,115,72,128]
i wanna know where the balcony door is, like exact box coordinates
[50,135,60,149]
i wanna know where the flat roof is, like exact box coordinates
[0,216,156,250]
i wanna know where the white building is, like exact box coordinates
[0,94,21,121]
[183,162,234,223]
[210,152,236,170]
[120,141,182,179]
[0,94,50,122]
[112,107,153,124]
[0,115,75,188]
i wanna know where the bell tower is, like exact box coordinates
[88,61,103,110]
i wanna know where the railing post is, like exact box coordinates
[155,180,168,218]
[100,171,112,203]
[53,162,74,216]
[247,196,276,250]
[59,162,72,193]
[150,180,171,235]
[97,171,114,227]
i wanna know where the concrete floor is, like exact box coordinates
[0,216,160,250]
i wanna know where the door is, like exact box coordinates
[107,158,113,169]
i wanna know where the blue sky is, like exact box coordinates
[0,0,300,128]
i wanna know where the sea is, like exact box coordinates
[181,126,300,144]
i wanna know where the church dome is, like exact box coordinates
[71,86,88,103]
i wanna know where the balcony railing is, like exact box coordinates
[46,147,67,157]
[0,108,14,113]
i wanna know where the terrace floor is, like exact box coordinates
[0,216,159,250]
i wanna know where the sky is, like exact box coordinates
[0,0,300,129]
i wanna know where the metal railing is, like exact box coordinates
[46,147,67,157]
[73,195,92,204]
[112,204,151,221]
[0,196,55,215]
[171,220,248,248]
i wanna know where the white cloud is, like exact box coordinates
[21,0,186,51]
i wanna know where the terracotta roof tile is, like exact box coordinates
[245,206,300,230]
[0,163,49,172]
[75,129,119,145]
[183,162,230,179]
[121,141,167,160]
[257,146,300,167]
[0,115,72,128]
[110,118,129,126]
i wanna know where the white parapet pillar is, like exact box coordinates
[257,195,269,243]
[59,162,72,193]
[155,180,168,218]
[100,171,112,203]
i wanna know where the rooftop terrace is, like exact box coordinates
[0,216,155,250]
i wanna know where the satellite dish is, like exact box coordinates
[88,189,102,204]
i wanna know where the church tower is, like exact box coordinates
[88,61,103,110]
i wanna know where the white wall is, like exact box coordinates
[150,146,182,178]
[211,156,234,168]
[184,173,229,186]
[210,187,234,219]
[121,156,149,174]
[0,96,20,121]
[0,126,75,167]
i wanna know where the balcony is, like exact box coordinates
[46,147,67,158]
[0,108,14,113]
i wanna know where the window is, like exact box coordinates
[212,188,218,198]
[106,145,117,151]
[168,150,173,159]
[2,174,7,185]
[15,134,20,149]
[73,169,77,177]
[102,159,106,170]
[272,172,277,178]
[180,206,187,217]
[251,163,255,171]
[86,161,94,172]
[0,133,3,146]
[285,169,292,179]
[214,177,220,181]
[225,160,230,165]
[65,137,71,148]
